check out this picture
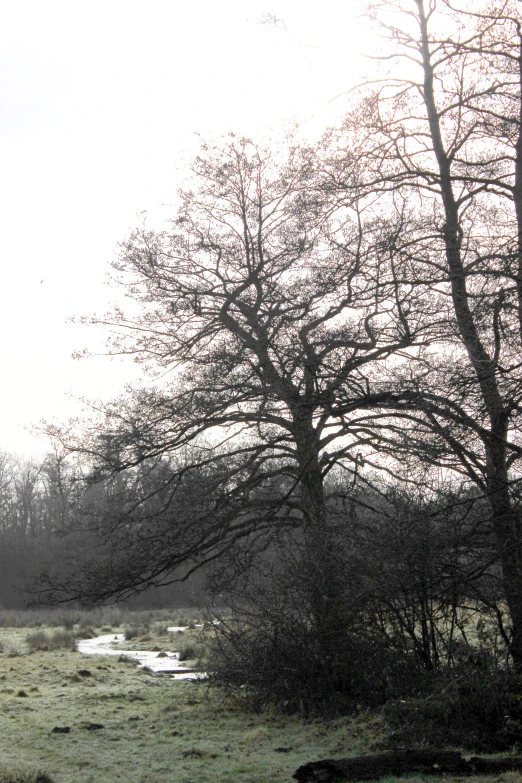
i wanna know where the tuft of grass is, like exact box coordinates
[123,627,144,641]
[26,630,75,652]
[243,727,270,743]
[177,642,197,661]
[0,768,55,783]
[117,654,136,664]
[25,632,50,652]
[77,625,96,639]
[0,613,23,628]
[60,613,78,631]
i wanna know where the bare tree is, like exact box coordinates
[41,137,433,620]
[0,450,82,607]
[326,0,522,662]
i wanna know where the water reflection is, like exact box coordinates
[76,629,206,680]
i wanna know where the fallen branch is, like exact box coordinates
[293,750,522,782]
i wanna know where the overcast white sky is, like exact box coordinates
[0,0,374,458]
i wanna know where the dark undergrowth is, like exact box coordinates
[207,614,431,717]
[383,662,522,752]
[209,616,522,752]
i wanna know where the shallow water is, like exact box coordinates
[76,628,206,680]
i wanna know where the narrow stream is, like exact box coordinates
[76,627,206,680]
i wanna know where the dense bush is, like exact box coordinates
[207,610,431,716]
[206,478,510,724]
[383,662,522,751]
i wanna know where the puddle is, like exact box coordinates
[76,629,207,681]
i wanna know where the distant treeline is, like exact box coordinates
[0,450,207,609]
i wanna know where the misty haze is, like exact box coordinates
[1,2,522,782]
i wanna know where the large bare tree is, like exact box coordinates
[42,137,434,619]
[326,0,522,662]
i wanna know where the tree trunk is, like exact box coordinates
[485,444,522,664]
[417,0,522,666]
[293,751,522,783]
[293,410,348,658]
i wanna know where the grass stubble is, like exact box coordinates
[0,612,520,783]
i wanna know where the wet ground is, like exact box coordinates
[76,627,206,680]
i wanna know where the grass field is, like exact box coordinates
[0,611,521,783]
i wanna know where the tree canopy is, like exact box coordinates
[39,0,522,668]
[42,136,438,605]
